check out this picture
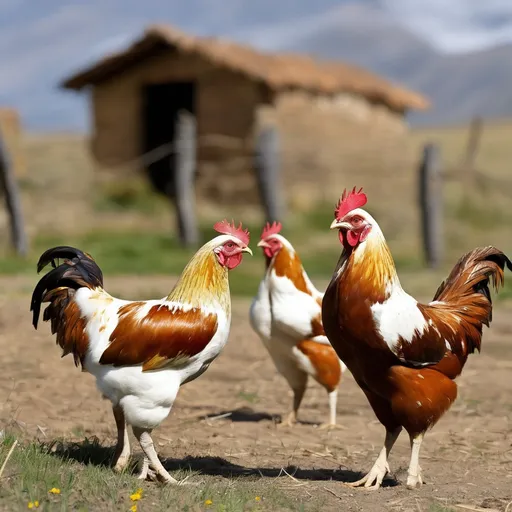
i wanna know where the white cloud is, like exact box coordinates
[382,0,512,52]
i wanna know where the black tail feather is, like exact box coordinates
[477,251,512,324]
[30,246,103,330]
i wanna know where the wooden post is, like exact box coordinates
[173,110,199,247]
[418,143,443,269]
[0,129,27,256]
[462,116,483,190]
[255,125,283,222]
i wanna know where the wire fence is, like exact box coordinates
[3,112,512,259]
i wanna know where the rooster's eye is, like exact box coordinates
[351,216,363,225]
[226,242,235,249]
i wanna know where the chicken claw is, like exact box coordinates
[406,471,423,489]
[345,459,390,490]
[277,411,298,428]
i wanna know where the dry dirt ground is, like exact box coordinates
[1,275,511,511]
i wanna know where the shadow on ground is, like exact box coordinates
[46,437,399,487]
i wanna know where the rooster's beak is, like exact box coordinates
[330,219,352,230]
[257,240,270,248]
[242,246,253,256]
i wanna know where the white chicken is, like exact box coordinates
[31,220,252,483]
[250,222,346,428]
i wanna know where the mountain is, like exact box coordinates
[274,3,512,126]
[1,0,511,129]
[406,43,512,125]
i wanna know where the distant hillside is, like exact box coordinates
[2,0,511,129]
[282,3,512,126]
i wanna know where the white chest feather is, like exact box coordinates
[249,279,272,341]
[370,287,427,351]
[267,271,321,340]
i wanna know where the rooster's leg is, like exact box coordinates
[137,455,158,481]
[279,383,306,428]
[112,406,131,472]
[132,427,179,485]
[318,389,340,430]
[346,427,402,490]
[406,433,424,489]
[137,455,149,479]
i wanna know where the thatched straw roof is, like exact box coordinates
[61,24,429,111]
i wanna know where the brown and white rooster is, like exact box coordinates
[30,220,252,484]
[250,222,346,428]
[323,187,511,489]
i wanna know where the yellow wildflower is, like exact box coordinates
[49,488,61,495]
[204,499,213,506]
[27,503,34,510]
[130,491,142,502]
[34,502,39,508]
[130,506,137,512]
[255,496,261,502]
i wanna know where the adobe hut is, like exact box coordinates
[61,24,428,209]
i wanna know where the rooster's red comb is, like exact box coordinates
[260,221,282,240]
[334,187,367,220]
[213,219,250,245]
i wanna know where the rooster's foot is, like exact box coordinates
[278,411,298,428]
[113,455,131,473]
[345,461,390,490]
[406,466,423,489]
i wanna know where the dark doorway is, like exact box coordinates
[142,81,196,197]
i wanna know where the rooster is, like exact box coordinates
[250,221,346,428]
[30,220,252,484]
[322,187,511,489]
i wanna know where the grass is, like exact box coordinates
[0,434,316,512]
[0,228,264,298]
[236,392,260,404]
[409,118,512,180]
[2,210,512,301]
[0,204,349,298]
[94,179,170,215]
[10,119,512,296]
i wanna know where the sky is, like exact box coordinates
[0,0,511,130]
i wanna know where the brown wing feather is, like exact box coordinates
[395,246,511,376]
[296,340,341,392]
[99,302,219,371]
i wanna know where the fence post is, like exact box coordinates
[255,125,283,222]
[462,116,483,190]
[418,143,443,269]
[173,110,199,247]
[0,129,27,256]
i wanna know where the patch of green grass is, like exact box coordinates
[449,197,512,230]
[299,203,334,234]
[0,228,266,297]
[0,434,316,512]
[1,200,512,302]
[71,426,86,438]
[237,391,260,404]
[94,179,169,214]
